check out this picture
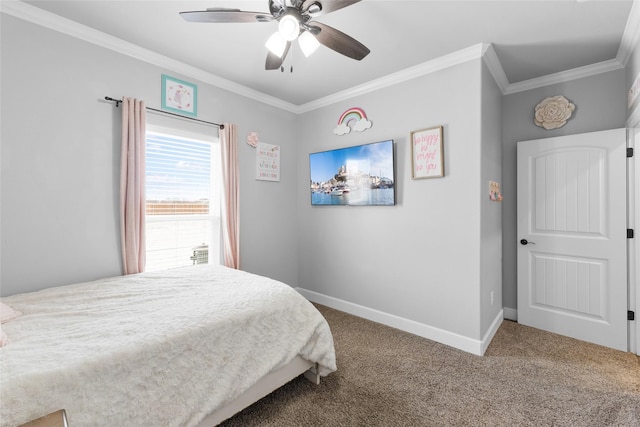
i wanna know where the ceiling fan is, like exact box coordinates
[180,0,370,70]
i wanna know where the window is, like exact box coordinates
[145,131,221,271]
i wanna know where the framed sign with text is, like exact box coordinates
[411,126,444,179]
[256,142,280,181]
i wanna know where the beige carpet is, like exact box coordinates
[221,305,640,426]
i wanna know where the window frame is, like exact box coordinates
[144,124,221,271]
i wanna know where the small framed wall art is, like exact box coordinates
[411,125,444,179]
[161,74,197,117]
[256,142,280,182]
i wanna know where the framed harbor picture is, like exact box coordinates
[161,74,197,117]
[411,126,444,179]
[309,139,395,206]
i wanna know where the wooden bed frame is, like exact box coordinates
[195,356,319,426]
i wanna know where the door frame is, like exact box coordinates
[626,99,639,355]
[628,123,639,355]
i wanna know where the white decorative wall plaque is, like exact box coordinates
[256,142,280,182]
[534,95,575,130]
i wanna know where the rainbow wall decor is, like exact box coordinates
[334,107,373,135]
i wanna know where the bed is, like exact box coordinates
[0,264,337,427]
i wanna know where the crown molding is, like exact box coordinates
[0,0,300,113]
[617,0,640,66]
[297,44,488,113]
[503,0,637,95]
[503,59,624,95]
[481,44,509,94]
[2,0,637,112]
[5,0,482,114]
[466,44,623,96]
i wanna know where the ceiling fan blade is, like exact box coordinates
[309,22,370,61]
[265,42,291,70]
[302,0,361,17]
[180,9,272,23]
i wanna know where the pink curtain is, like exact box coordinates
[220,123,240,269]
[120,97,146,274]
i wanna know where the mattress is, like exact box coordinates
[0,265,336,426]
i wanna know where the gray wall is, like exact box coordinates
[5,6,630,350]
[1,12,505,346]
[0,15,299,296]
[295,59,500,342]
[501,69,628,312]
[480,61,504,333]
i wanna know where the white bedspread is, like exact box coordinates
[0,265,336,427]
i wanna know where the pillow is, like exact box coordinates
[0,325,10,347]
[0,302,22,323]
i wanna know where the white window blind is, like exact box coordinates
[145,131,220,271]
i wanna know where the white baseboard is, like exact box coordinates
[503,307,517,321]
[297,288,503,356]
[481,306,504,355]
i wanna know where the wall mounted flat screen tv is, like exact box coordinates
[309,139,395,206]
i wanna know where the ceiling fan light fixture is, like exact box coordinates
[265,32,287,57]
[298,31,320,57]
[306,2,322,16]
[278,14,300,41]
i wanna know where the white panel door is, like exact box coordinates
[517,128,627,351]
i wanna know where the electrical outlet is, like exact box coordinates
[490,291,494,305]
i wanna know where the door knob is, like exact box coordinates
[520,239,535,245]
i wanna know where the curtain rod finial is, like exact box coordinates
[105,96,121,107]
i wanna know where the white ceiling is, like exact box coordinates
[16,0,636,107]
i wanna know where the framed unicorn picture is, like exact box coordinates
[161,74,198,117]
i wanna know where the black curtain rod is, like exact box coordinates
[104,96,224,129]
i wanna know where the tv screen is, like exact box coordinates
[309,139,395,206]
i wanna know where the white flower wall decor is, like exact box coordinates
[534,95,575,130]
